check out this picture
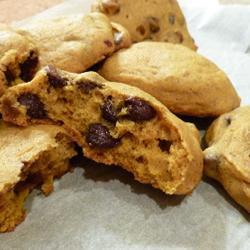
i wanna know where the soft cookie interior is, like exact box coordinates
[1,66,203,195]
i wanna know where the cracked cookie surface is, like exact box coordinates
[204,106,250,212]
[1,66,203,196]
[92,0,196,50]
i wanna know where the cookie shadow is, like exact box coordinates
[203,176,250,221]
[72,155,185,210]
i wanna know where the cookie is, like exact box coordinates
[204,106,250,212]
[98,41,241,117]
[0,66,203,195]
[0,13,131,97]
[18,13,131,73]
[0,24,39,96]
[0,122,76,233]
[92,0,197,50]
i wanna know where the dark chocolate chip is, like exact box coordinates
[158,140,172,153]
[136,25,146,36]
[20,51,39,82]
[148,17,160,33]
[104,40,113,47]
[225,117,232,126]
[136,156,145,163]
[45,65,67,88]
[102,0,120,15]
[4,68,15,85]
[114,32,123,45]
[168,14,175,25]
[77,80,102,94]
[124,97,156,122]
[101,98,117,123]
[18,93,47,119]
[86,123,120,148]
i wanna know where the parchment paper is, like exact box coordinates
[1,1,250,249]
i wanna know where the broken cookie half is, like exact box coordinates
[204,106,250,212]
[0,122,76,232]
[92,0,197,50]
[1,66,203,195]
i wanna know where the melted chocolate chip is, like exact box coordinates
[4,68,15,85]
[158,140,172,153]
[77,80,102,94]
[148,17,160,33]
[86,123,120,148]
[45,65,67,88]
[168,14,175,25]
[136,25,146,36]
[104,40,113,47]
[20,51,39,82]
[101,98,117,123]
[124,97,156,122]
[18,93,47,119]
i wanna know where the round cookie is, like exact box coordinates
[92,0,197,50]
[0,66,203,195]
[204,106,250,212]
[18,13,131,73]
[98,41,241,117]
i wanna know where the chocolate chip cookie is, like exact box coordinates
[99,41,241,117]
[18,13,131,73]
[92,0,197,50]
[0,24,39,96]
[204,106,250,212]
[0,66,203,195]
[0,13,131,97]
[0,122,76,232]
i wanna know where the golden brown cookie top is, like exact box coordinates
[99,41,241,117]
[18,13,131,73]
[92,0,197,50]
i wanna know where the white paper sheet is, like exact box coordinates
[1,1,250,249]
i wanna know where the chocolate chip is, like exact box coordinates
[77,80,102,94]
[168,14,175,25]
[86,123,120,148]
[225,117,232,126]
[136,25,146,36]
[124,97,156,122]
[18,93,47,119]
[148,17,160,33]
[4,68,15,85]
[136,156,145,163]
[45,65,67,88]
[158,140,172,153]
[104,40,113,47]
[114,32,123,45]
[20,51,39,82]
[102,0,120,15]
[101,98,117,123]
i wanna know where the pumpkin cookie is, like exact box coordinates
[99,42,241,117]
[0,13,131,97]
[204,106,250,212]
[0,122,76,232]
[18,13,131,73]
[92,0,196,50]
[0,66,203,195]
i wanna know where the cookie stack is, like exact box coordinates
[0,0,248,233]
